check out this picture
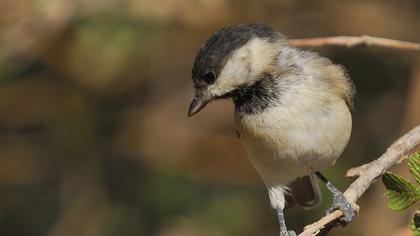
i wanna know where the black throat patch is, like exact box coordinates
[224,73,278,115]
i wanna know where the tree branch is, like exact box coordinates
[346,154,409,178]
[299,125,420,236]
[289,36,420,51]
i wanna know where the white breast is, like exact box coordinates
[235,82,352,186]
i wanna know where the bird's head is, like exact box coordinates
[188,24,286,116]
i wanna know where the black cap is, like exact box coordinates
[191,24,283,89]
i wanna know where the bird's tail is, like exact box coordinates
[287,174,321,209]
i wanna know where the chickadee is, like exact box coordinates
[188,24,355,236]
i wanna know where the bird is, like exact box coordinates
[187,23,355,236]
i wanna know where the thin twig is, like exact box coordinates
[346,154,409,178]
[345,162,371,178]
[299,125,420,236]
[289,35,420,51]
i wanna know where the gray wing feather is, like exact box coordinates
[287,174,321,209]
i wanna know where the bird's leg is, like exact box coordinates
[314,171,355,225]
[276,208,296,236]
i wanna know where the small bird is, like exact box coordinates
[188,24,355,236]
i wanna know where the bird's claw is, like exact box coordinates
[326,192,355,225]
[280,230,297,236]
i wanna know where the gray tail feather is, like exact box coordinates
[287,174,321,209]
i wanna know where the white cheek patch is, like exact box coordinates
[207,37,279,97]
[247,38,280,78]
[208,48,250,97]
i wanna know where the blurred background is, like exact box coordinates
[0,0,419,235]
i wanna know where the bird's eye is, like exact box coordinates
[202,71,216,84]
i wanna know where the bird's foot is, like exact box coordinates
[326,192,355,225]
[314,172,355,226]
[276,207,295,236]
[280,230,296,236]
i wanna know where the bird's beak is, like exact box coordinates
[188,91,210,117]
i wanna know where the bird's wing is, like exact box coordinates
[288,174,321,209]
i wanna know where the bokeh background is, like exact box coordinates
[1,0,419,235]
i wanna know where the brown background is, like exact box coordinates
[0,0,419,235]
